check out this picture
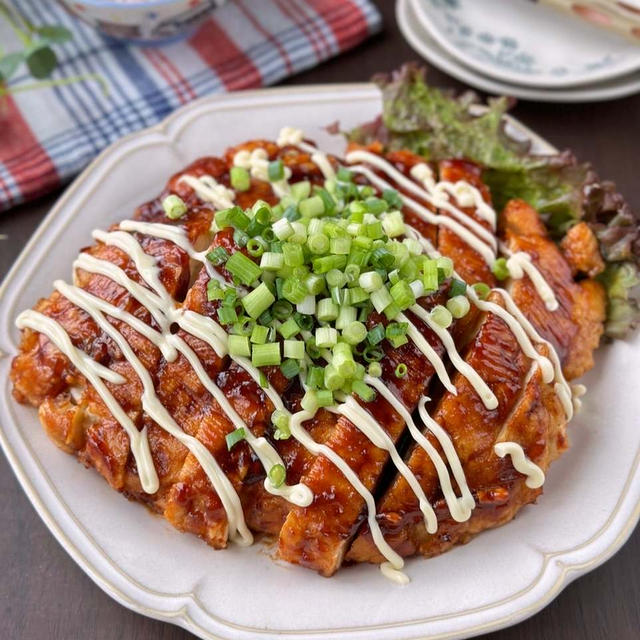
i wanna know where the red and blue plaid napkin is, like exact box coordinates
[0,0,381,211]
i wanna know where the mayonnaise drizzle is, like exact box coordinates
[288,409,406,579]
[178,174,235,209]
[494,442,545,489]
[505,251,559,311]
[74,234,313,516]
[15,309,160,494]
[409,304,498,410]
[332,396,438,534]
[410,162,497,229]
[367,378,475,522]
[346,150,498,252]
[347,164,497,265]
[396,311,457,396]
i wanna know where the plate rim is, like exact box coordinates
[0,83,639,640]
[410,0,640,89]
[398,0,640,103]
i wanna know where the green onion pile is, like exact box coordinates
[165,161,486,441]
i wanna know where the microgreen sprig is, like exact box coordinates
[0,2,106,102]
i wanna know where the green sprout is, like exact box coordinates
[0,2,106,103]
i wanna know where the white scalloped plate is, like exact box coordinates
[411,0,640,89]
[0,85,639,640]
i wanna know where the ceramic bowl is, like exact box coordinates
[55,0,226,44]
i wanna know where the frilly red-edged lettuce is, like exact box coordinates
[347,64,640,339]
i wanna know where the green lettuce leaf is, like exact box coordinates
[347,64,640,338]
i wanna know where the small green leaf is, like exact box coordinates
[26,45,57,79]
[0,52,25,82]
[36,25,72,44]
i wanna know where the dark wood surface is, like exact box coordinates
[1,2,639,638]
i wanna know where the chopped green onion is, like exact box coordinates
[217,306,238,325]
[437,256,454,279]
[242,282,275,319]
[282,242,304,267]
[371,286,392,313]
[342,320,367,345]
[162,194,187,219]
[395,363,408,378]
[226,251,262,285]
[272,299,293,320]
[337,167,353,182]
[301,389,319,413]
[225,427,246,450]
[305,273,325,296]
[330,236,352,255]
[206,280,223,301]
[306,366,324,389]
[364,197,388,214]
[324,364,345,391]
[281,277,307,305]
[315,326,338,348]
[367,324,385,345]
[333,342,356,378]
[335,305,357,330]
[450,278,467,297]
[260,251,284,271]
[259,371,269,388]
[278,316,300,339]
[216,206,249,231]
[283,339,305,360]
[246,238,265,257]
[291,181,311,201]
[359,270,383,292]
[447,295,471,319]
[251,324,270,344]
[389,280,416,311]
[492,257,510,280]
[206,246,229,266]
[313,255,347,274]
[299,195,325,217]
[308,233,330,255]
[233,228,249,248]
[317,298,339,322]
[430,305,453,329]
[268,159,284,182]
[316,389,334,407]
[271,410,291,440]
[382,211,405,238]
[272,218,294,240]
[252,342,281,367]
[422,259,439,292]
[230,166,250,192]
[280,358,300,379]
[370,247,395,270]
[363,344,384,362]
[367,362,382,377]
[268,463,286,487]
[473,282,491,300]
[352,380,376,402]
[228,335,251,357]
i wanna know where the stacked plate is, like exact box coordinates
[397,0,640,102]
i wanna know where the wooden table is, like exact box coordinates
[1,2,638,638]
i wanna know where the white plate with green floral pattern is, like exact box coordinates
[398,0,640,102]
[412,0,640,88]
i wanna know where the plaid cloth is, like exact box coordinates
[0,0,381,212]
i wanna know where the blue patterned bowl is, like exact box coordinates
[55,0,226,44]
